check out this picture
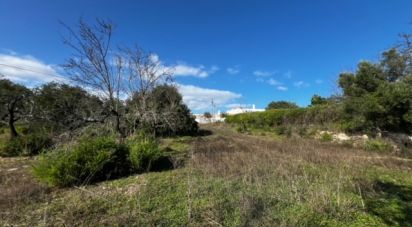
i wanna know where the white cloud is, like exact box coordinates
[293,81,310,88]
[177,84,241,111]
[227,66,240,75]
[267,78,281,86]
[253,70,277,77]
[315,79,323,84]
[210,65,220,74]
[225,103,259,109]
[149,54,218,78]
[277,86,288,91]
[173,64,210,78]
[0,52,67,86]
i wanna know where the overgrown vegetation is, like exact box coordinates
[128,135,163,172]
[2,125,412,226]
[33,137,130,187]
[226,103,342,129]
[1,133,53,157]
[266,100,299,110]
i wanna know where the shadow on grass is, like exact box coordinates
[150,155,174,172]
[197,129,213,137]
[365,180,412,226]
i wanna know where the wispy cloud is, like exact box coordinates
[226,103,254,109]
[227,66,240,75]
[172,64,215,78]
[267,78,281,86]
[151,54,218,78]
[293,81,310,88]
[177,84,241,111]
[283,71,292,79]
[0,52,67,86]
[276,86,288,91]
[315,79,323,84]
[256,76,288,91]
[253,70,277,77]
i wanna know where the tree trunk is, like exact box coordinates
[115,112,125,138]
[9,109,18,138]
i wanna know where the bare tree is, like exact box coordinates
[61,19,125,136]
[61,19,174,137]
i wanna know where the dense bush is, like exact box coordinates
[32,83,105,133]
[33,137,130,187]
[0,134,53,157]
[126,85,198,136]
[33,133,171,187]
[320,133,333,142]
[226,104,342,128]
[266,101,298,110]
[128,135,163,172]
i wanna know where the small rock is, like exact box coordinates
[333,133,351,141]
[7,168,18,172]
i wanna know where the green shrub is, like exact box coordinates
[236,123,248,133]
[128,135,163,172]
[298,127,307,137]
[364,139,393,152]
[274,126,292,137]
[320,133,333,142]
[16,124,30,135]
[0,133,53,157]
[33,137,130,187]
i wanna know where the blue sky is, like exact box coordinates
[1,0,412,113]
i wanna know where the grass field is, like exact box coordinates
[1,124,412,226]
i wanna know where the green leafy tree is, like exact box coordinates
[33,83,105,132]
[0,79,31,138]
[310,95,328,106]
[338,50,412,133]
[127,85,198,136]
[266,101,298,110]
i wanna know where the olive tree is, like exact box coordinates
[33,82,106,132]
[0,79,31,138]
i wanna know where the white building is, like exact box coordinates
[226,104,264,115]
[194,105,264,124]
[194,110,225,124]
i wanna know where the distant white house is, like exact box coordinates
[194,110,225,124]
[194,105,264,124]
[226,104,264,115]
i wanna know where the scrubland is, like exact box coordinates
[1,124,411,226]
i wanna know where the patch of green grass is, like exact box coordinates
[160,136,192,154]
[320,132,333,142]
[361,167,412,226]
[364,139,393,152]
